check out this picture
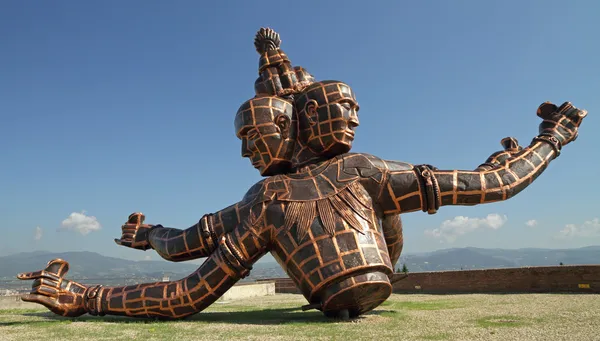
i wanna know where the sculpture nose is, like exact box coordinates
[241,139,252,158]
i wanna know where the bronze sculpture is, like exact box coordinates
[17,28,588,320]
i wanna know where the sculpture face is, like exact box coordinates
[295,81,360,157]
[235,96,296,176]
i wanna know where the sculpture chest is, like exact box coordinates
[249,153,399,317]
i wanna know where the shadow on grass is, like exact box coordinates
[2,306,398,326]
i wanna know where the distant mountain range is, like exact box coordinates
[0,251,284,283]
[0,251,200,280]
[1,246,599,280]
[397,246,600,272]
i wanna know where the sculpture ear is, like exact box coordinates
[275,114,291,139]
[304,100,318,126]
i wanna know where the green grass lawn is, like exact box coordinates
[1,294,599,341]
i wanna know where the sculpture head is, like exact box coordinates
[292,80,360,166]
[247,28,361,170]
[235,96,296,176]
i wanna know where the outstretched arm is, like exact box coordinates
[102,225,264,319]
[377,101,587,215]
[17,202,272,319]
[116,203,245,262]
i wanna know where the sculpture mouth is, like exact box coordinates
[252,160,263,168]
[344,129,355,138]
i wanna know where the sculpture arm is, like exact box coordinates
[377,101,587,215]
[146,204,242,262]
[100,203,271,319]
[378,136,558,215]
[18,200,271,319]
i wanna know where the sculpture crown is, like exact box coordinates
[254,27,281,54]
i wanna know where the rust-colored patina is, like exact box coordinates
[17,28,588,320]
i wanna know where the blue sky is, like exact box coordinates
[1,1,599,264]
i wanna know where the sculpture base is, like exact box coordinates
[319,271,392,318]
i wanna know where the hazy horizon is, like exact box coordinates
[4,244,599,266]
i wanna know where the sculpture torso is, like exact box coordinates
[240,152,411,316]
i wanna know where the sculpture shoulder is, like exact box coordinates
[240,177,287,205]
[241,179,270,205]
[340,153,413,176]
[238,154,414,204]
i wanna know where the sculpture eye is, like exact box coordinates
[338,100,356,110]
[247,129,259,139]
[340,102,353,110]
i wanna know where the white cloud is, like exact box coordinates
[557,218,600,239]
[424,213,507,243]
[59,211,102,235]
[144,255,152,261]
[34,226,43,241]
[525,219,538,227]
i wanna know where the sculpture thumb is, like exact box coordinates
[128,212,145,225]
[45,258,70,277]
[537,101,558,119]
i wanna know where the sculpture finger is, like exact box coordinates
[114,238,132,247]
[556,102,574,115]
[121,225,137,233]
[32,277,60,289]
[564,106,588,126]
[16,270,44,280]
[21,293,57,310]
[32,283,60,297]
[17,269,60,282]
[546,117,577,138]
[537,101,558,119]
[44,259,70,278]
[127,212,145,225]
[120,231,136,240]
[121,224,138,233]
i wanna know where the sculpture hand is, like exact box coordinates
[537,101,587,146]
[114,212,155,250]
[16,259,88,317]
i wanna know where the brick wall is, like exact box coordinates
[258,265,600,295]
[391,265,600,294]
[257,278,301,294]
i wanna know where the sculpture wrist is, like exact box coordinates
[414,165,441,215]
[143,224,164,250]
[83,285,106,316]
[198,214,218,253]
[218,236,252,279]
[532,134,562,158]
